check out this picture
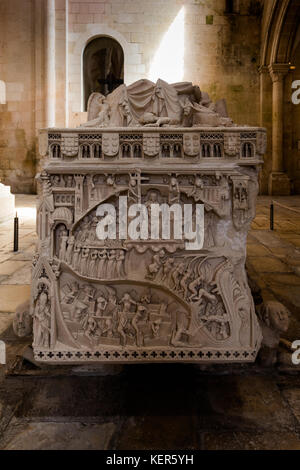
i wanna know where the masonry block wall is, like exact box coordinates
[0,0,262,193]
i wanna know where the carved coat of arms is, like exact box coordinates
[224,133,240,157]
[102,133,119,157]
[143,134,160,157]
[61,133,79,157]
[183,133,200,157]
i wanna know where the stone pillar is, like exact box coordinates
[268,64,291,196]
[54,0,67,127]
[259,66,272,195]
[45,0,56,127]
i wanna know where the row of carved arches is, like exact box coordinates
[49,141,255,159]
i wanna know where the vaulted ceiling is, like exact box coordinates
[261,0,300,66]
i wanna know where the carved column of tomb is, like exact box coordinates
[31,79,266,364]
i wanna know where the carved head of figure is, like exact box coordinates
[137,305,147,315]
[182,97,193,117]
[170,177,178,188]
[53,175,61,186]
[195,176,204,188]
[121,98,130,116]
[122,293,131,302]
[259,301,291,334]
[39,291,49,309]
[129,174,137,187]
[13,301,32,338]
[108,293,117,305]
[106,175,115,186]
[66,175,73,187]
[154,83,163,99]
[98,249,106,259]
[147,191,158,203]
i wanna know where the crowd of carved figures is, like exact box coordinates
[48,170,234,228]
[61,283,174,347]
[146,253,231,342]
[47,168,253,287]
[70,247,126,279]
[51,174,75,188]
[60,272,230,348]
[55,225,127,280]
[31,80,266,363]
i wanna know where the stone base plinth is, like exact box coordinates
[268,172,291,196]
[0,183,15,224]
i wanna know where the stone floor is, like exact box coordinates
[0,194,300,450]
[248,196,300,342]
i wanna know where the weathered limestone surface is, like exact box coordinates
[30,79,267,365]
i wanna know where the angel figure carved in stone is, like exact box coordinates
[81,93,111,128]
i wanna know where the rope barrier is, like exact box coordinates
[272,200,300,215]
[270,200,300,231]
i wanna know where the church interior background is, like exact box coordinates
[0,0,300,451]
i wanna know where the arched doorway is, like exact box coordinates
[83,37,124,111]
[259,0,300,195]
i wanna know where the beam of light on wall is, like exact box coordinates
[149,7,184,83]
[0,80,6,104]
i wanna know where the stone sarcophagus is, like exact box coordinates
[32,79,266,364]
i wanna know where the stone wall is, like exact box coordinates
[67,0,262,127]
[0,0,38,193]
[0,0,263,193]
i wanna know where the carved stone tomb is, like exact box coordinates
[32,79,266,364]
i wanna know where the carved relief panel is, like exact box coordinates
[32,127,264,364]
